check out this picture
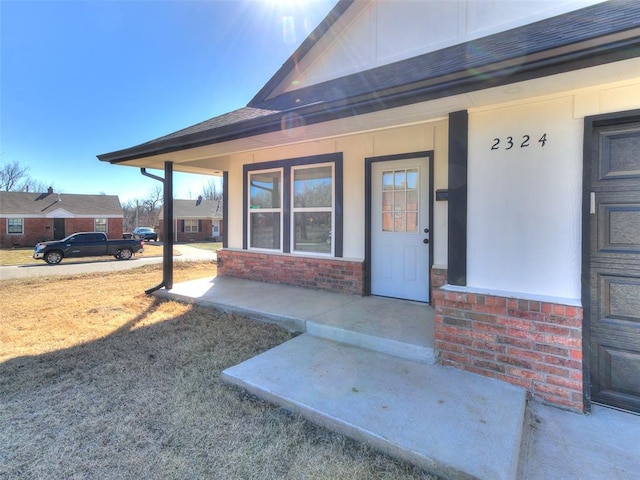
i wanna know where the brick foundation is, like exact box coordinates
[217,249,365,296]
[431,267,448,289]
[432,288,584,412]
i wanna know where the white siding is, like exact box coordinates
[466,80,640,303]
[270,0,604,97]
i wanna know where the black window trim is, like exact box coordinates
[243,152,343,257]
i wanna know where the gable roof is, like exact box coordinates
[98,0,640,164]
[159,198,223,220]
[0,191,123,217]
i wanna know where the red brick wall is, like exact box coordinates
[158,219,221,242]
[217,249,365,296]
[0,217,124,248]
[433,288,584,412]
[431,267,448,289]
[1,218,52,247]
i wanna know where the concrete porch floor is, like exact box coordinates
[156,275,640,480]
[158,274,436,363]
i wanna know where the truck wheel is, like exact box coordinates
[44,251,63,264]
[117,248,133,260]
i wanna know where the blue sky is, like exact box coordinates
[1,0,336,203]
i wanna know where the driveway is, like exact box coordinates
[0,244,216,281]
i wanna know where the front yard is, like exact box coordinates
[0,263,435,479]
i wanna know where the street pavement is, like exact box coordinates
[0,244,216,281]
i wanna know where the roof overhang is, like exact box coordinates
[97,1,640,168]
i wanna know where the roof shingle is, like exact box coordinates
[0,191,123,217]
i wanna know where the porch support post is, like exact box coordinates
[163,161,174,289]
[222,171,228,248]
[448,110,468,286]
[140,161,173,293]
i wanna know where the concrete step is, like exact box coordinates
[222,334,527,480]
[305,294,436,364]
[306,320,436,364]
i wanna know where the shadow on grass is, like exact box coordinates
[0,301,436,480]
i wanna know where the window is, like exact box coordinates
[381,168,419,233]
[248,169,282,250]
[7,218,24,234]
[244,153,342,256]
[184,219,199,233]
[94,218,107,232]
[292,164,333,254]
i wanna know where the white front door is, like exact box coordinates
[371,157,430,302]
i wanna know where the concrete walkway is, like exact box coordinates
[156,275,640,480]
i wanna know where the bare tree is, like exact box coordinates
[140,185,163,227]
[1,161,29,191]
[122,185,164,232]
[202,178,222,200]
[25,179,51,193]
[0,160,51,192]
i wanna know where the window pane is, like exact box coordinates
[184,219,199,233]
[293,166,332,208]
[294,212,331,254]
[394,171,406,190]
[8,218,23,234]
[382,212,393,232]
[95,218,107,232]
[250,171,281,208]
[407,169,418,189]
[381,167,420,233]
[250,212,280,249]
[407,190,418,211]
[382,192,393,211]
[382,172,394,190]
[394,191,406,211]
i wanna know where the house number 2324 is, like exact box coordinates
[491,134,547,151]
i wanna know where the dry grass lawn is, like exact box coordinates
[0,262,437,480]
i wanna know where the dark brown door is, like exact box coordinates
[53,218,65,240]
[588,118,640,413]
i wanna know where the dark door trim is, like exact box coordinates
[364,151,434,300]
[582,108,640,413]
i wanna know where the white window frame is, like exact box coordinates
[248,168,283,252]
[291,163,335,257]
[184,219,199,233]
[7,218,24,235]
[94,218,107,233]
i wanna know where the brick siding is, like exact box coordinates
[158,219,219,243]
[432,287,584,412]
[217,249,365,296]
[0,217,124,248]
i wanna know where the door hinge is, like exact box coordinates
[590,192,596,215]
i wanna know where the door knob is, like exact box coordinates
[424,228,429,234]
[423,238,429,244]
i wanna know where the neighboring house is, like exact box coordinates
[0,188,124,247]
[99,0,640,415]
[158,197,224,242]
